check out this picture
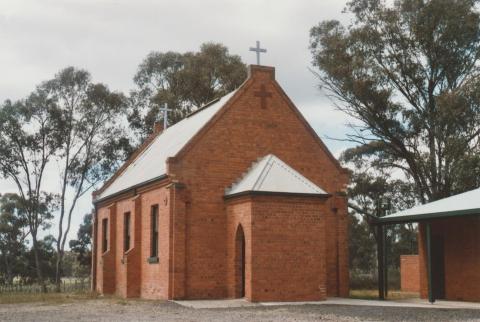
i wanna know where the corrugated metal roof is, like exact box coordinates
[225,154,328,196]
[96,90,237,200]
[378,188,480,223]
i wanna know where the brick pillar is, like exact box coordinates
[91,208,97,292]
[125,196,142,298]
[168,182,187,299]
[335,192,350,297]
[102,203,117,294]
[400,255,420,292]
[417,223,428,299]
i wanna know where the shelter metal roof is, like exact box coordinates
[225,154,328,197]
[377,188,480,224]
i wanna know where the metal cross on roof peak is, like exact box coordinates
[159,103,173,129]
[249,41,267,65]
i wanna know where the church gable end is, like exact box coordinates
[173,65,348,195]
[166,65,349,300]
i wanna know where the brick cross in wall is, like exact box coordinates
[254,84,272,109]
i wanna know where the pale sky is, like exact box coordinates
[0,0,356,244]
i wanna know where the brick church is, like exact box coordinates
[92,65,350,302]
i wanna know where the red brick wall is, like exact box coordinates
[251,195,327,301]
[125,196,142,298]
[139,187,170,299]
[94,207,105,293]
[418,216,480,302]
[91,209,97,291]
[226,195,330,302]
[169,184,188,299]
[114,198,134,297]
[324,194,349,297]
[169,65,349,299]
[94,185,172,299]
[226,197,253,299]
[110,197,144,298]
[95,204,116,294]
[400,255,420,293]
[333,194,349,297]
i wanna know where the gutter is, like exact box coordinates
[93,174,169,204]
[373,208,480,225]
[223,190,332,200]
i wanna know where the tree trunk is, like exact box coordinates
[4,255,13,285]
[55,251,63,292]
[32,236,47,293]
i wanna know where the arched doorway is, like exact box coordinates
[235,225,246,298]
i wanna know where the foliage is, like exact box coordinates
[129,42,247,139]
[35,66,130,289]
[310,0,480,203]
[347,170,418,277]
[310,0,479,282]
[347,169,417,218]
[0,93,60,289]
[22,235,57,283]
[0,66,130,289]
[349,214,376,273]
[0,193,29,284]
[16,236,77,284]
[69,212,92,277]
[0,42,244,288]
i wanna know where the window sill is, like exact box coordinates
[147,256,159,264]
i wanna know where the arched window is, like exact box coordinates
[235,225,246,298]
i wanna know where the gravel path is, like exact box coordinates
[0,299,479,321]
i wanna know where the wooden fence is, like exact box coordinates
[0,279,90,294]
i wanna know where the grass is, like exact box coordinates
[350,289,420,300]
[0,291,100,305]
[0,287,419,305]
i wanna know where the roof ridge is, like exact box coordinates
[185,97,221,118]
[160,91,235,135]
[252,155,274,190]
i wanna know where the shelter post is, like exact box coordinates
[383,225,388,298]
[377,224,385,300]
[425,222,435,303]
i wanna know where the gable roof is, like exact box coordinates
[225,154,328,197]
[95,65,348,203]
[95,90,238,201]
[377,188,480,224]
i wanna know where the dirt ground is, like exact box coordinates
[0,298,479,322]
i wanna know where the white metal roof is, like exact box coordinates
[225,154,328,196]
[380,187,480,223]
[97,90,237,200]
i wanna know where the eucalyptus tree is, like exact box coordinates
[310,0,480,204]
[129,42,247,140]
[0,94,59,291]
[39,67,129,291]
[0,193,29,284]
[69,212,92,276]
[346,167,417,274]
